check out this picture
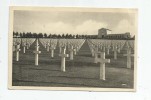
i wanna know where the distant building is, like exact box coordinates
[98,28,131,39]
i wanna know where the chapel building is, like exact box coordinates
[98,28,131,39]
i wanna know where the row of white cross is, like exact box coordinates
[22,38,35,53]
[13,38,134,80]
[13,38,86,70]
[88,39,134,69]
[39,39,85,59]
[36,39,86,72]
[13,38,36,61]
[87,39,134,80]
[39,39,57,57]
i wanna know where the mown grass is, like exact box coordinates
[12,39,134,88]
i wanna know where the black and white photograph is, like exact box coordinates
[9,7,137,91]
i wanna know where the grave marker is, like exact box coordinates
[50,46,55,58]
[15,44,21,61]
[33,39,41,66]
[117,45,121,53]
[47,42,50,52]
[69,45,75,60]
[22,43,26,53]
[123,48,134,68]
[113,46,119,59]
[95,52,110,80]
[73,46,77,55]
[106,45,111,55]
[26,43,29,49]
[103,45,106,52]
[59,48,69,72]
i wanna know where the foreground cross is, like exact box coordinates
[15,44,21,61]
[95,52,110,80]
[33,39,41,66]
[123,48,134,68]
[59,48,69,72]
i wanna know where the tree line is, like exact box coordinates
[13,31,135,40]
[13,31,98,39]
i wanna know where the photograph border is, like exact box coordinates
[8,6,138,92]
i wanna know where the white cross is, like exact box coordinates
[33,39,41,66]
[50,46,55,58]
[44,43,47,48]
[76,46,80,52]
[123,48,134,68]
[15,44,21,61]
[46,42,50,52]
[59,48,69,72]
[22,43,26,53]
[99,44,103,50]
[117,44,121,53]
[113,46,119,59]
[90,44,95,57]
[68,45,75,60]
[95,52,110,80]
[73,45,77,55]
[26,43,29,49]
[102,45,106,52]
[59,45,66,54]
[106,45,111,55]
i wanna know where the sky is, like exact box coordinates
[13,10,137,36]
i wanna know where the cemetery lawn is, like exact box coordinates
[12,39,134,88]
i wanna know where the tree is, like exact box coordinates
[68,34,72,38]
[33,33,37,38]
[57,34,61,38]
[16,32,19,37]
[29,32,33,38]
[72,35,75,39]
[48,34,52,38]
[76,34,79,39]
[26,32,29,38]
[62,34,65,38]
[38,33,43,38]
[22,32,26,38]
[65,33,69,38]
[52,34,57,38]
[13,31,16,37]
[20,33,23,38]
[44,33,47,38]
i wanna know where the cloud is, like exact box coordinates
[75,20,108,35]
[112,19,136,36]
[14,20,108,35]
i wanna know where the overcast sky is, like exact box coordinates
[13,10,137,36]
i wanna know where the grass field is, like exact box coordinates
[12,39,134,88]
